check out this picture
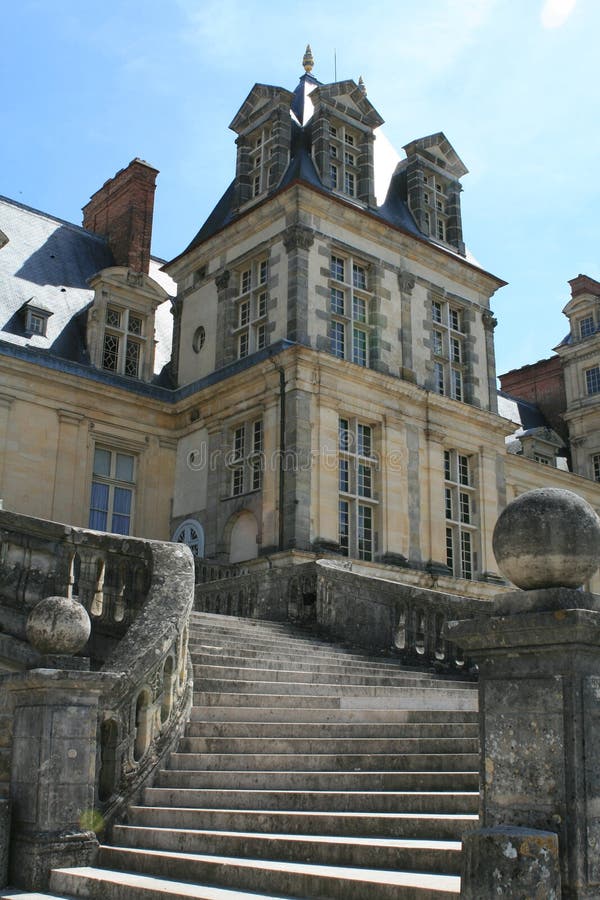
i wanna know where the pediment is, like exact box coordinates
[310,80,384,129]
[88,266,169,308]
[229,84,294,134]
[403,132,468,178]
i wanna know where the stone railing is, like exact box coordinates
[196,557,487,671]
[0,509,195,889]
[195,559,247,584]
[315,561,487,671]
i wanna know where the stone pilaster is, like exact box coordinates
[397,270,416,382]
[51,410,85,524]
[482,310,498,413]
[214,269,236,370]
[283,225,315,345]
[0,394,15,506]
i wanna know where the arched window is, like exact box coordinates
[172,519,205,558]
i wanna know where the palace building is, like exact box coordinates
[1,47,599,595]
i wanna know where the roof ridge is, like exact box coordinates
[0,194,107,244]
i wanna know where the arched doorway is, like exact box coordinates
[229,511,258,563]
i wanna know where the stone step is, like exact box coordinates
[190,705,478,724]
[50,866,303,898]
[168,751,479,772]
[141,787,478,813]
[184,720,479,739]
[188,631,424,660]
[192,664,466,689]
[154,769,479,792]
[112,824,463,873]
[193,688,477,710]
[87,847,461,899]
[190,647,441,675]
[195,678,475,697]
[177,736,479,755]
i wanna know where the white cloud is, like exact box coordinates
[541,0,576,28]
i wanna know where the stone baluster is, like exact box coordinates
[446,487,600,898]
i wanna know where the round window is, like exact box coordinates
[192,326,206,353]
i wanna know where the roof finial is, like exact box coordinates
[303,44,314,74]
[358,75,367,96]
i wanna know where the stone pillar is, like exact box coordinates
[6,668,118,890]
[446,487,600,898]
[397,270,416,382]
[51,410,84,524]
[283,224,314,345]
[482,310,498,414]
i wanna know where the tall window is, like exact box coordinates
[329,253,371,367]
[580,315,595,338]
[593,453,600,482]
[585,366,600,395]
[89,447,135,535]
[235,259,269,359]
[444,449,477,580]
[431,298,465,401]
[249,127,276,198]
[328,123,359,198]
[102,306,146,378]
[338,417,377,561]
[422,173,448,242]
[229,419,263,496]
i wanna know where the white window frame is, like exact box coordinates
[431,298,466,401]
[234,258,269,359]
[444,449,477,580]
[328,121,360,198]
[102,305,146,378]
[329,253,372,367]
[585,366,600,395]
[89,446,136,536]
[228,419,263,497]
[338,417,377,561]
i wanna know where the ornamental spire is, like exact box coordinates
[358,75,367,96]
[302,44,314,73]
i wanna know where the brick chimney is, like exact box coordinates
[82,158,159,274]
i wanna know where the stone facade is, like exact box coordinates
[0,55,599,599]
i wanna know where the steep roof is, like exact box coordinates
[0,195,174,376]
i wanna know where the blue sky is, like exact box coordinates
[1,0,597,376]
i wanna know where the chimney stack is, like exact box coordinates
[82,158,159,275]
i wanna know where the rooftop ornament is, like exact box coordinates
[302,44,314,73]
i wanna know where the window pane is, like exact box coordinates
[124,339,141,377]
[339,500,349,555]
[339,458,349,492]
[339,418,350,451]
[102,333,120,371]
[352,327,367,367]
[586,367,600,395]
[113,486,132,516]
[331,321,345,358]
[331,287,345,316]
[93,448,111,476]
[353,296,367,323]
[358,505,372,560]
[116,453,134,483]
[357,424,371,458]
[89,482,109,530]
[358,463,372,498]
[331,255,345,282]
[352,264,367,291]
[106,307,121,328]
[128,315,143,336]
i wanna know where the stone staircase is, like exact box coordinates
[15,611,480,899]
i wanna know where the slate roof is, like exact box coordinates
[178,73,480,266]
[0,195,174,378]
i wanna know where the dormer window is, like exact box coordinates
[249,126,275,198]
[102,305,146,378]
[22,300,52,337]
[580,315,595,338]
[327,121,360,199]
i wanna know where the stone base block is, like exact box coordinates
[461,825,560,899]
[9,830,98,891]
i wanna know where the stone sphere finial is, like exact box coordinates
[493,488,600,590]
[26,595,91,656]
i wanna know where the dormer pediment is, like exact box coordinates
[403,132,468,179]
[310,80,384,130]
[88,266,169,311]
[563,274,600,317]
[229,84,294,135]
